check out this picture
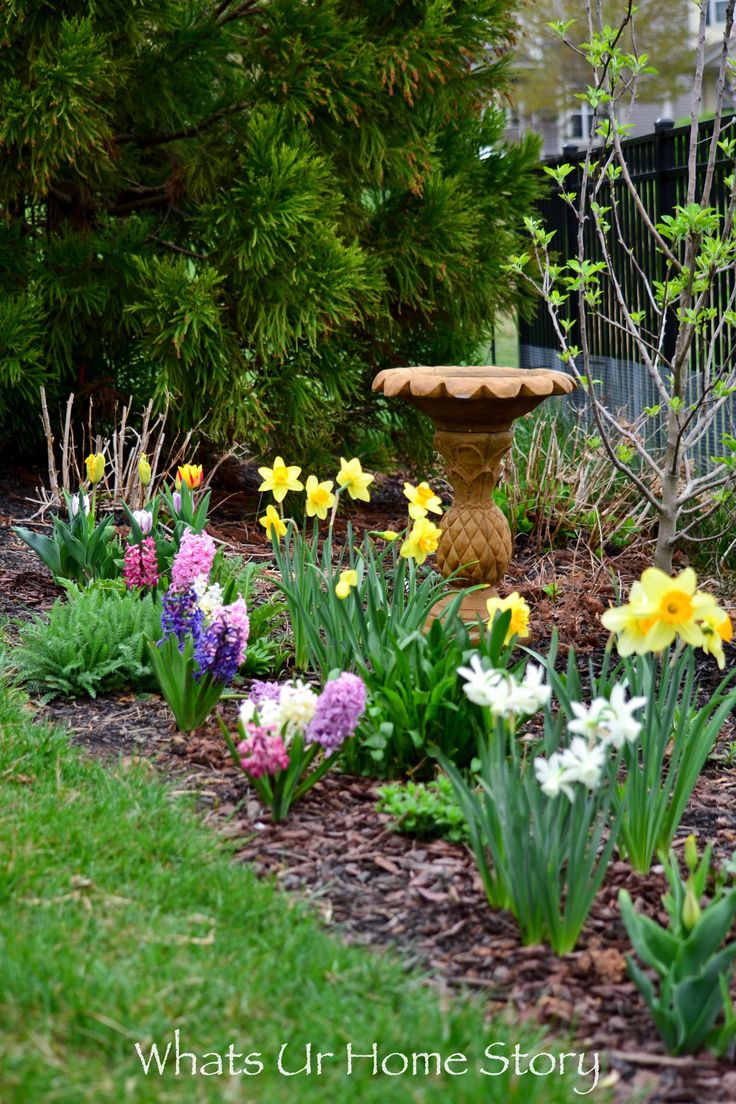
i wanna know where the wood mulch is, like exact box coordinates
[2,465,736,1104]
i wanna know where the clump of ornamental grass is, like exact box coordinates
[13,581,162,699]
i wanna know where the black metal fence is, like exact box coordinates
[518,117,736,462]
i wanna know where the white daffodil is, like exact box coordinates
[597,684,647,749]
[534,752,577,802]
[567,697,610,741]
[558,736,606,790]
[458,654,503,707]
[509,663,552,716]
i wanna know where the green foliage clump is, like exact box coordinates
[620,843,736,1057]
[0,1,541,459]
[14,583,162,699]
[377,776,469,844]
[349,616,512,779]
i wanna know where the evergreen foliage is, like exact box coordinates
[14,583,163,699]
[0,1,540,457]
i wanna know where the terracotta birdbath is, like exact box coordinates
[372,365,577,623]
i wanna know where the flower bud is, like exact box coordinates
[70,493,90,517]
[684,834,698,873]
[131,509,153,536]
[138,453,152,487]
[84,452,105,485]
[682,885,701,932]
[172,491,182,514]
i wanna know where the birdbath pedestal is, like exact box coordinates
[372,365,576,624]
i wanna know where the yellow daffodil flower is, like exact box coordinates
[336,457,374,502]
[259,504,287,540]
[176,463,203,490]
[138,453,152,487]
[258,457,303,503]
[403,481,443,520]
[375,530,400,541]
[700,610,733,670]
[335,569,358,599]
[305,475,336,520]
[84,452,105,485]
[399,517,442,565]
[600,580,661,656]
[601,567,728,659]
[486,592,531,644]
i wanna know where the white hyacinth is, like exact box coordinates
[192,574,224,620]
[260,680,318,741]
[238,699,257,728]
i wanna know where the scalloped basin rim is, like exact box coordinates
[372,365,576,402]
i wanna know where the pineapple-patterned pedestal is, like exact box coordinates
[372,365,576,625]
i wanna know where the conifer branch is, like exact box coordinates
[117,98,250,149]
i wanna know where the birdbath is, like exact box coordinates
[372,365,577,624]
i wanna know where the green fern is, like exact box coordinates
[14,584,163,700]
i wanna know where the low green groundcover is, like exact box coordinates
[0,680,601,1103]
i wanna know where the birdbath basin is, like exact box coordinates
[372,365,577,623]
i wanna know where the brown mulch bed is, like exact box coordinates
[2,465,736,1104]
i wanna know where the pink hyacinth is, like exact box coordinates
[124,537,159,589]
[171,529,216,590]
[214,597,249,665]
[237,725,289,779]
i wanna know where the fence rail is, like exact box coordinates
[518,117,736,466]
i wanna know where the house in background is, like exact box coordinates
[506,0,736,157]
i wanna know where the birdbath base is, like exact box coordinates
[372,365,576,629]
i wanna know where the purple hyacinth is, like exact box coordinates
[159,587,204,650]
[249,680,281,709]
[193,605,248,685]
[306,672,367,755]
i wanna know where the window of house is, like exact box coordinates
[567,100,594,140]
[707,0,729,24]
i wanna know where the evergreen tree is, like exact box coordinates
[0,1,540,459]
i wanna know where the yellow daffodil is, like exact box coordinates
[305,475,336,520]
[257,457,303,503]
[700,610,733,670]
[138,453,152,487]
[375,530,400,541]
[399,517,442,565]
[601,567,728,658]
[259,504,287,540]
[336,457,374,502]
[335,569,358,600]
[403,481,443,520]
[84,452,105,485]
[600,580,660,656]
[176,463,203,490]
[486,592,531,644]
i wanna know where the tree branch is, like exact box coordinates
[117,98,249,149]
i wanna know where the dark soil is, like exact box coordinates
[2,465,736,1104]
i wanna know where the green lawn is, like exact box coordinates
[0,679,596,1104]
